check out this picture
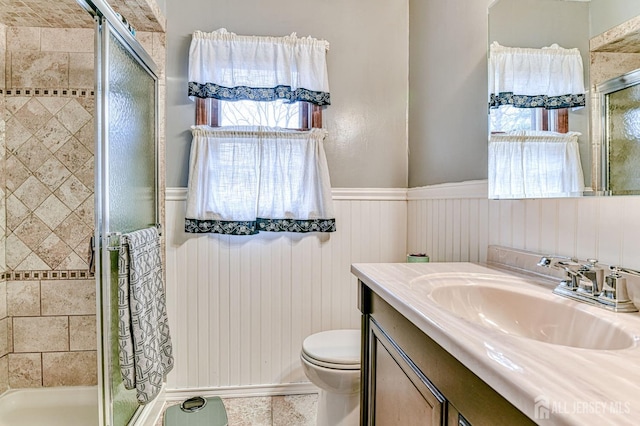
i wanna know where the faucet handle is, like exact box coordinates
[600,266,639,312]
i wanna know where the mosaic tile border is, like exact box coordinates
[0,88,95,98]
[2,269,93,281]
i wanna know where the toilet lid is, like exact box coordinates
[302,329,360,367]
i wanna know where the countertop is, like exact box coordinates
[351,262,640,426]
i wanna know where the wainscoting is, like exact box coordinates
[165,182,640,397]
[407,180,640,269]
[164,188,407,395]
[407,180,490,263]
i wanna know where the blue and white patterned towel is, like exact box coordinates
[118,226,174,404]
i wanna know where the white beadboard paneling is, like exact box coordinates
[622,197,640,270]
[165,188,407,390]
[408,179,640,271]
[407,181,490,263]
[166,181,640,395]
[598,196,625,266]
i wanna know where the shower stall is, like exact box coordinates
[0,0,166,425]
[598,68,640,195]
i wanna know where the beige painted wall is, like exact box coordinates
[591,0,640,37]
[408,0,490,188]
[165,0,409,189]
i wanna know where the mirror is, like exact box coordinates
[488,0,640,198]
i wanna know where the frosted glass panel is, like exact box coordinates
[607,84,640,195]
[108,31,156,232]
[106,29,156,426]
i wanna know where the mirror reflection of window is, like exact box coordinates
[490,106,569,134]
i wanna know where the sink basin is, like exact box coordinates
[429,284,636,350]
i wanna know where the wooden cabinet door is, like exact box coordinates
[369,320,445,426]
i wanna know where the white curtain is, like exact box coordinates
[188,28,330,105]
[185,125,335,235]
[489,42,585,109]
[488,131,585,199]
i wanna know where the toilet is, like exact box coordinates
[300,329,361,426]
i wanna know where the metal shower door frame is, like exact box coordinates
[77,0,160,424]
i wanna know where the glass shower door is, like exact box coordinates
[92,9,159,426]
[605,82,640,195]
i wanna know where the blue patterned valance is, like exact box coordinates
[187,82,331,106]
[185,218,336,235]
[490,92,585,110]
[189,29,331,107]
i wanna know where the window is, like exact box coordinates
[490,105,569,134]
[185,28,334,235]
[196,98,322,129]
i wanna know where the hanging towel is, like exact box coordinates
[118,226,174,404]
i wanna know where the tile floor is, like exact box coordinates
[157,393,318,426]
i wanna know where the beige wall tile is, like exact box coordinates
[40,28,93,53]
[69,315,97,351]
[0,42,5,90]
[15,252,49,271]
[41,279,95,316]
[6,194,30,231]
[7,280,40,316]
[13,316,68,352]
[5,118,32,153]
[54,212,92,252]
[34,195,71,230]
[7,318,12,353]
[13,98,52,134]
[0,280,6,319]
[34,157,72,192]
[11,51,69,88]
[0,24,6,51]
[12,137,51,172]
[0,318,8,357]
[7,27,40,51]
[13,213,50,251]
[6,158,30,199]
[0,355,8,394]
[5,233,30,270]
[57,251,89,270]
[151,32,166,81]
[42,351,97,387]
[54,137,92,174]
[37,97,70,115]
[57,99,92,134]
[34,118,73,154]
[69,53,94,88]
[35,234,72,269]
[75,195,94,227]
[53,175,92,211]
[8,353,42,387]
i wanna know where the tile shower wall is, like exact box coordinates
[0,23,6,394]
[2,26,97,388]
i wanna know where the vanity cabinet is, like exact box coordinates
[359,281,535,426]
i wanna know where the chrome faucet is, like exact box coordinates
[574,259,604,296]
[538,255,636,312]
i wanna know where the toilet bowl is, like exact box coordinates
[300,329,361,426]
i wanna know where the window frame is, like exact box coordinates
[195,98,323,129]
[490,106,569,134]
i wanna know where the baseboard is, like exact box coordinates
[164,382,318,402]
